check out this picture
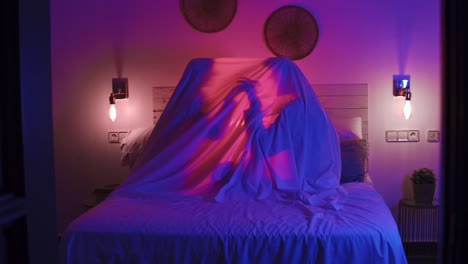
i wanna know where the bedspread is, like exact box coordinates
[60,182,407,264]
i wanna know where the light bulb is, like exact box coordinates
[109,104,117,122]
[404,100,411,120]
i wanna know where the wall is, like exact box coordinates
[51,0,442,233]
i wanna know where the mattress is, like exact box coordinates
[59,182,407,264]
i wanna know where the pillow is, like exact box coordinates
[330,116,362,140]
[340,139,369,183]
[120,126,154,168]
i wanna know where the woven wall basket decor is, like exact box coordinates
[181,0,237,33]
[264,5,319,60]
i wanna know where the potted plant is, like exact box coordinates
[410,167,436,204]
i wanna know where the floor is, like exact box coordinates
[404,242,438,264]
[407,256,437,264]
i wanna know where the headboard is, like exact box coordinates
[153,83,368,140]
[312,84,368,140]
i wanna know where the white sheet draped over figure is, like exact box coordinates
[59,58,408,264]
[112,57,346,209]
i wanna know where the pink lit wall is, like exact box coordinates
[51,0,442,233]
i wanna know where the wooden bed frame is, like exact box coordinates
[153,84,368,139]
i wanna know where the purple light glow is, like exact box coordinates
[395,3,416,74]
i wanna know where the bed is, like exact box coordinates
[59,57,407,264]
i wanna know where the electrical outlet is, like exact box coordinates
[108,132,120,143]
[408,130,420,142]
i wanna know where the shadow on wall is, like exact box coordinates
[401,173,414,200]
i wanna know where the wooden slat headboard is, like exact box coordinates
[153,83,368,139]
[152,86,175,124]
[313,84,368,140]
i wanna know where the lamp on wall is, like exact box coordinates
[108,78,128,122]
[109,93,117,122]
[393,75,411,119]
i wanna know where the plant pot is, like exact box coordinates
[412,183,435,204]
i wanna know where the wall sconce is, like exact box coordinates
[108,78,128,122]
[393,75,411,119]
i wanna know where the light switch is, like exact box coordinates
[386,130,398,142]
[397,131,408,141]
[118,132,128,142]
[427,130,440,142]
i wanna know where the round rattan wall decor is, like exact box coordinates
[264,5,319,60]
[181,0,237,33]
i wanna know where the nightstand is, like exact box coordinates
[82,184,119,208]
[397,199,439,263]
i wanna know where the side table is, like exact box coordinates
[397,199,439,263]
